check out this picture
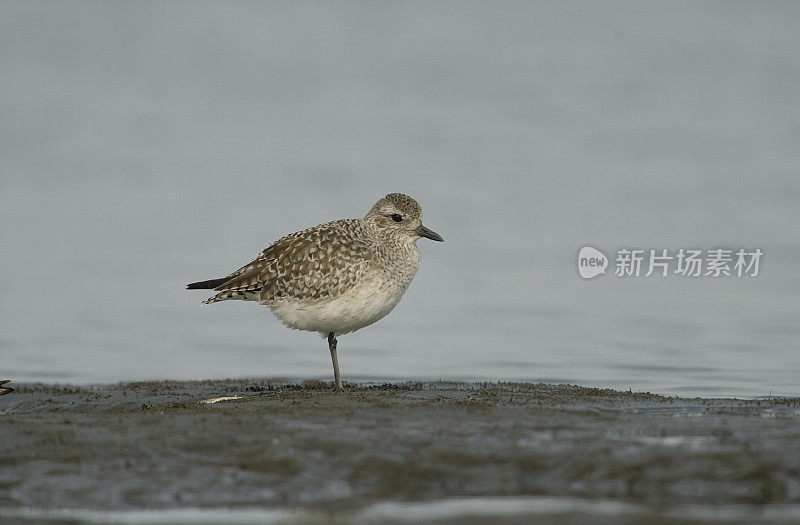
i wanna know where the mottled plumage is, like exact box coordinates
[187,193,443,390]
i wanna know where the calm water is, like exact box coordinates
[2,2,798,397]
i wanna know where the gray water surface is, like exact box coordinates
[1,2,799,397]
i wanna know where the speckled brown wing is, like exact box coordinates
[203,220,375,304]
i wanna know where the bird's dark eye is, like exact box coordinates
[390,214,403,222]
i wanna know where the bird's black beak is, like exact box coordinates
[416,224,444,242]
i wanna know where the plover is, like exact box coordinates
[187,193,443,390]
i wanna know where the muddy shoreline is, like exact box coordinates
[2,380,799,523]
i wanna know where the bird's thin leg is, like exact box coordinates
[328,332,342,391]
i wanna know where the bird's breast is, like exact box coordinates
[267,263,418,337]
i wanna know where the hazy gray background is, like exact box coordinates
[2,1,798,396]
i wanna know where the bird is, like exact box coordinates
[187,193,443,391]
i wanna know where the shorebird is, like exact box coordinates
[187,193,443,390]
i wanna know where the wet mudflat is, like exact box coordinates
[1,380,799,524]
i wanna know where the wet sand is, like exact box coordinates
[1,380,799,524]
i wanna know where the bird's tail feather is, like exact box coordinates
[203,290,261,304]
[186,277,229,290]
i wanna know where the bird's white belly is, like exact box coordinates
[267,274,413,336]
